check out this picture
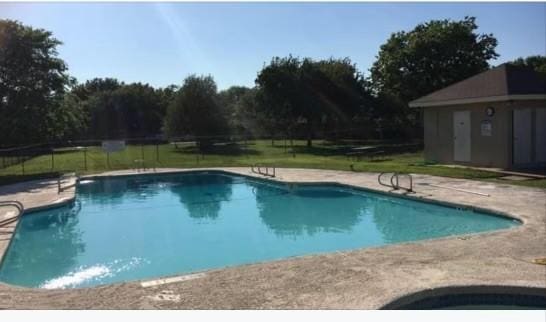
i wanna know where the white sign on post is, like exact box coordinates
[101,140,126,153]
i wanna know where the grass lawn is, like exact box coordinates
[1,140,544,189]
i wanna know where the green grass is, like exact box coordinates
[1,140,544,189]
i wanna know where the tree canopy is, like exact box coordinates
[255,56,371,145]
[81,82,165,139]
[509,55,546,75]
[368,16,499,136]
[164,75,229,149]
[370,16,498,102]
[0,16,514,146]
[0,19,77,146]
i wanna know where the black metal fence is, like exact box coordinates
[0,135,423,177]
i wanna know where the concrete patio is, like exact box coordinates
[0,168,544,309]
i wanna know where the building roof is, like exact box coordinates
[409,64,546,108]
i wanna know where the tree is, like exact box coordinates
[509,55,546,75]
[313,58,373,140]
[255,56,302,143]
[370,17,498,102]
[369,17,498,136]
[83,83,165,139]
[157,84,179,117]
[218,86,253,136]
[164,75,228,149]
[255,56,372,145]
[56,93,88,141]
[231,88,265,138]
[0,19,80,146]
[72,78,123,101]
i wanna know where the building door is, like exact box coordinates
[513,108,532,165]
[536,108,546,162]
[453,111,471,162]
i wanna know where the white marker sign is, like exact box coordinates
[101,140,126,153]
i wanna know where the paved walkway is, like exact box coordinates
[0,168,544,309]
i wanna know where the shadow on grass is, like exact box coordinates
[367,158,393,163]
[281,145,353,157]
[269,141,423,158]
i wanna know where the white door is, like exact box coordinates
[536,108,546,162]
[513,109,532,165]
[453,111,471,162]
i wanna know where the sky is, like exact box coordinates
[1,2,545,90]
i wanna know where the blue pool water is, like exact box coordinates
[0,172,518,289]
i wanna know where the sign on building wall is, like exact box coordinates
[101,140,126,153]
[480,120,492,136]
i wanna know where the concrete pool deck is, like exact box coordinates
[0,167,544,309]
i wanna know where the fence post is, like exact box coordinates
[155,143,159,163]
[51,151,55,170]
[83,148,87,171]
[21,158,25,175]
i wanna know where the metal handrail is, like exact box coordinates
[0,200,24,227]
[395,173,413,192]
[390,173,399,190]
[378,172,395,188]
[378,172,413,192]
[58,173,78,193]
[251,164,276,177]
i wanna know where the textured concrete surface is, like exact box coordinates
[0,168,544,309]
[0,176,76,264]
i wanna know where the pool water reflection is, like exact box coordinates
[0,172,518,289]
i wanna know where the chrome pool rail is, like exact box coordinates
[57,172,78,193]
[378,172,413,192]
[0,200,24,227]
[251,164,276,177]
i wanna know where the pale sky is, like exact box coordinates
[1,2,545,89]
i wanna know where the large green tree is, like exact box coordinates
[255,56,302,142]
[255,56,371,145]
[369,17,498,136]
[0,19,80,146]
[370,16,498,102]
[164,75,228,149]
[82,82,165,139]
[313,58,373,140]
[72,77,123,101]
[509,55,546,75]
[218,86,254,136]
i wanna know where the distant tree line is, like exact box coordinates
[1,17,544,148]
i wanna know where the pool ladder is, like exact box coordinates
[0,200,24,227]
[57,173,78,193]
[378,172,413,192]
[251,164,275,177]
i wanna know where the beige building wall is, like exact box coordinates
[423,99,546,169]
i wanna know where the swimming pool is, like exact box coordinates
[0,171,519,289]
